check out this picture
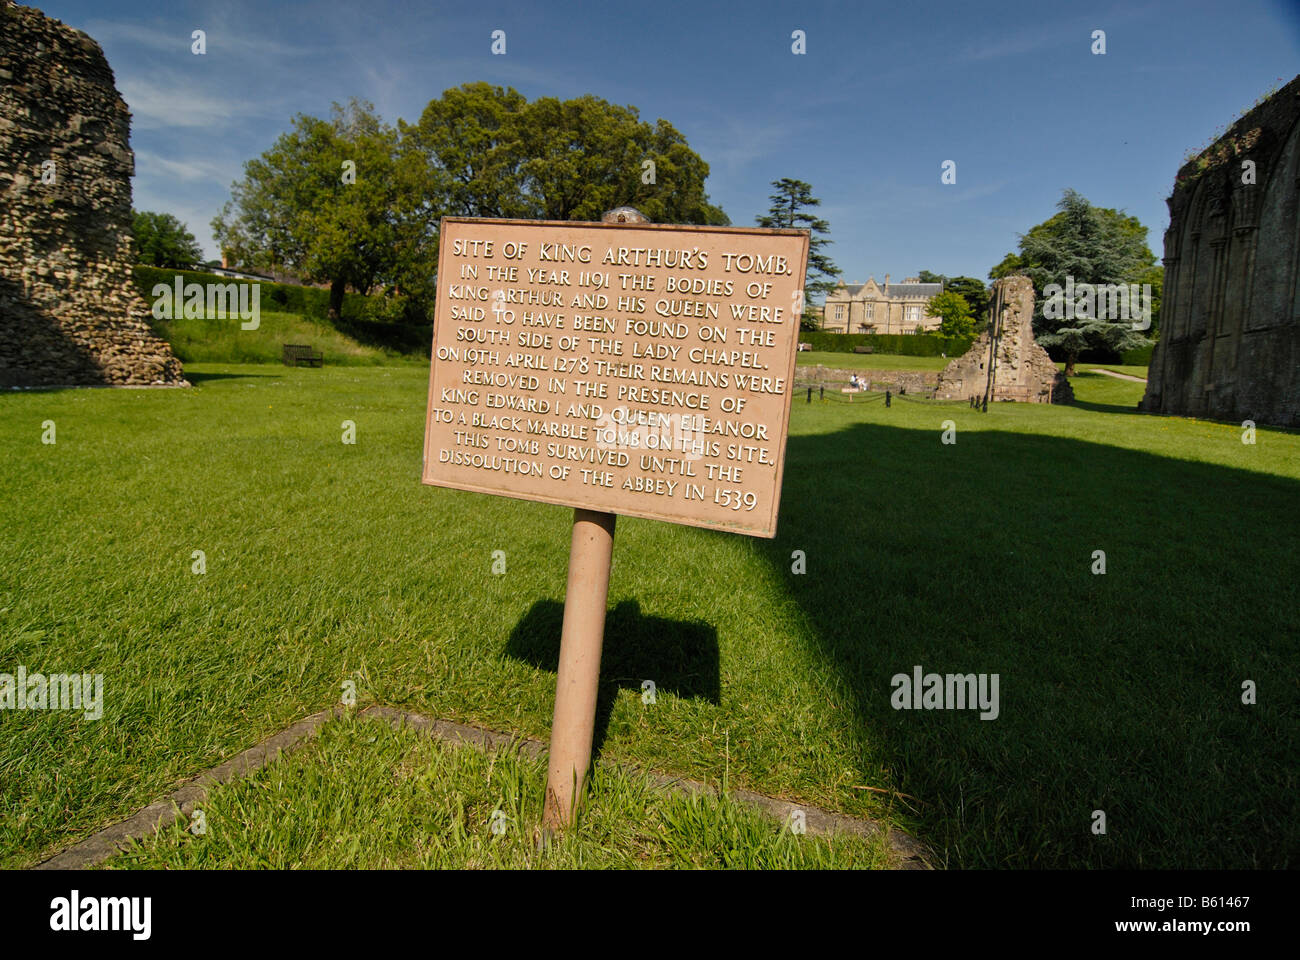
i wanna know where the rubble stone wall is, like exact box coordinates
[934,275,1072,404]
[0,2,186,387]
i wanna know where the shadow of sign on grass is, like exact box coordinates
[765,417,1299,869]
[507,598,720,756]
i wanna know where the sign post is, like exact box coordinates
[543,506,616,829]
[542,207,637,832]
[422,206,808,832]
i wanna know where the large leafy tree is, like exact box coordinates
[755,178,837,330]
[399,82,529,222]
[132,210,201,268]
[402,83,728,227]
[214,87,727,321]
[926,290,976,339]
[213,98,417,319]
[919,271,990,329]
[990,189,1157,374]
[943,277,989,329]
[517,95,728,224]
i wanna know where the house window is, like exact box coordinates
[905,305,920,323]
[834,305,844,321]
[865,303,874,320]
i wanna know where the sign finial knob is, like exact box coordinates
[601,206,650,224]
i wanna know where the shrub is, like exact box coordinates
[1121,344,1155,366]
[798,331,974,357]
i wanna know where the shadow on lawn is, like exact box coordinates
[507,598,719,755]
[1068,398,1145,415]
[764,418,1300,868]
[184,369,284,385]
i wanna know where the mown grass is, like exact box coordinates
[151,310,424,366]
[795,351,950,371]
[101,713,890,869]
[1072,363,1150,379]
[2,363,1296,869]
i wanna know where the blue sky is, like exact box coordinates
[37,0,1300,284]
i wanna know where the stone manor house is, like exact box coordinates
[821,275,944,334]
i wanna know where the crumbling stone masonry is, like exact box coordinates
[1140,75,1300,428]
[933,275,1072,404]
[0,2,186,387]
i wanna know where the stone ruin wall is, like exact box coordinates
[934,275,1072,404]
[1141,75,1300,428]
[0,2,186,387]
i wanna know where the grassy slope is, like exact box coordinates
[2,366,1295,868]
[152,311,425,366]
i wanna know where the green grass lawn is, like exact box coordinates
[1072,363,1150,379]
[2,364,1296,869]
[795,351,949,371]
[101,712,890,869]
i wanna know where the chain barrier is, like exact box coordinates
[793,380,972,407]
[895,392,971,406]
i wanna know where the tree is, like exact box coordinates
[1131,263,1163,339]
[213,99,418,319]
[926,290,976,339]
[132,211,201,268]
[944,277,989,328]
[214,88,726,323]
[517,95,728,224]
[399,83,529,222]
[394,83,727,308]
[402,83,728,227]
[755,178,837,329]
[990,189,1156,374]
[918,271,989,329]
[988,252,1023,280]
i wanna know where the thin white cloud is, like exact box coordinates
[81,20,188,53]
[694,112,809,176]
[135,149,234,185]
[119,75,263,130]
[84,18,320,61]
[956,1,1161,63]
[958,22,1076,63]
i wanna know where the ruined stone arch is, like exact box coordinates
[1142,74,1300,427]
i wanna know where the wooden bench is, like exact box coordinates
[282,344,323,367]
[853,345,874,354]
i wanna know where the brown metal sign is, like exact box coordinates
[422,217,809,537]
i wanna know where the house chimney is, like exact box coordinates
[884,273,890,287]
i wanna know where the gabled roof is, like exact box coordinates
[885,282,942,299]
[833,279,943,300]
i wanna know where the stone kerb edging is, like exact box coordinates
[34,705,932,870]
